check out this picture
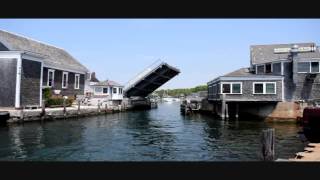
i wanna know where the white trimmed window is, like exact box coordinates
[103,87,108,94]
[74,74,80,89]
[119,88,123,94]
[113,87,117,94]
[62,72,68,89]
[95,87,102,94]
[221,82,242,94]
[298,61,320,73]
[311,62,319,73]
[47,69,55,87]
[256,65,265,74]
[265,63,272,73]
[253,82,276,94]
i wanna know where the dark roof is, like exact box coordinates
[94,80,123,87]
[90,72,100,82]
[222,67,252,77]
[0,29,89,73]
[221,67,282,78]
[208,67,283,85]
[250,42,320,65]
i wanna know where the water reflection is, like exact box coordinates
[0,102,305,161]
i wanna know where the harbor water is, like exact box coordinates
[0,102,305,161]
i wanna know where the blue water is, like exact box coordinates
[0,102,305,161]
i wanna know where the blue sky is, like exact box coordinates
[0,19,319,89]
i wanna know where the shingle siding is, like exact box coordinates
[293,74,320,100]
[0,58,16,107]
[20,59,42,107]
[208,80,283,102]
[42,67,85,97]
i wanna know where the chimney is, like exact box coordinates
[91,72,99,82]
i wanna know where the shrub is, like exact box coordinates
[43,88,52,100]
[45,96,75,107]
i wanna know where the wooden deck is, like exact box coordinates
[289,143,320,161]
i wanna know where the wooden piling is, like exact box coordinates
[225,103,229,119]
[235,103,239,119]
[98,100,101,113]
[261,128,275,161]
[20,109,24,123]
[63,98,66,117]
[41,100,46,121]
[77,100,81,115]
[221,94,226,119]
[104,103,108,113]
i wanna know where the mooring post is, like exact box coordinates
[235,103,239,119]
[63,98,67,117]
[225,103,229,119]
[98,100,101,113]
[77,100,81,115]
[41,99,46,121]
[105,103,108,113]
[20,109,24,123]
[261,128,275,161]
[221,94,226,120]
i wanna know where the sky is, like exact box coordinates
[0,19,319,89]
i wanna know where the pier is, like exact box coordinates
[289,143,320,161]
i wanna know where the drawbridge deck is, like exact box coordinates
[124,61,180,97]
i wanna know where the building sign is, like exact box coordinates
[274,46,317,53]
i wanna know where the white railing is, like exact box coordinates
[124,60,164,91]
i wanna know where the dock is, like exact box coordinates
[289,143,320,161]
[1,105,125,124]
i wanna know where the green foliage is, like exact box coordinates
[155,85,208,97]
[43,88,52,100]
[45,96,74,107]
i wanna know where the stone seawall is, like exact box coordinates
[200,99,307,121]
[6,106,123,123]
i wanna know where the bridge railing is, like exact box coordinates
[124,60,164,92]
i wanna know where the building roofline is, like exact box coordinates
[250,42,316,47]
[208,75,284,85]
[0,29,65,51]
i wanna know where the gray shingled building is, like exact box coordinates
[207,42,320,118]
[0,29,90,109]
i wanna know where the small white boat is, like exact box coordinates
[162,97,180,102]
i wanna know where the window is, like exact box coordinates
[253,82,276,94]
[265,63,272,73]
[113,87,117,94]
[298,62,310,73]
[298,61,320,73]
[311,62,319,73]
[221,82,242,94]
[95,87,102,93]
[222,84,230,93]
[103,88,108,94]
[257,65,265,74]
[253,83,264,94]
[232,83,241,94]
[119,88,122,94]
[62,72,68,88]
[266,83,276,94]
[47,69,55,87]
[272,62,281,74]
[74,74,80,89]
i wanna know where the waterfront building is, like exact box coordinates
[85,72,124,106]
[0,29,90,109]
[207,43,320,119]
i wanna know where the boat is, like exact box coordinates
[301,107,320,142]
[180,99,201,115]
